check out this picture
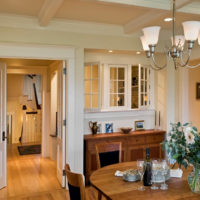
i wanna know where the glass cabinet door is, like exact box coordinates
[139,66,150,108]
[110,66,125,107]
[84,63,99,110]
[131,66,139,109]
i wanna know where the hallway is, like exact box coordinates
[0,144,68,200]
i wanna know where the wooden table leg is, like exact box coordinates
[98,191,102,200]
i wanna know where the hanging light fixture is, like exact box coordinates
[140,0,200,70]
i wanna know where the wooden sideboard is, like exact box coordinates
[84,129,165,184]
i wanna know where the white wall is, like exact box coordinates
[188,67,200,130]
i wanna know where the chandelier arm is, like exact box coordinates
[148,64,164,71]
[179,50,192,68]
[185,63,200,69]
[151,54,167,70]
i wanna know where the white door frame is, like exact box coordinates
[0,42,75,187]
[0,63,7,189]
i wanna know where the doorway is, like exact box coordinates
[0,57,67,199]
[0,43,76,195]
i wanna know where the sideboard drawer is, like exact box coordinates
[146,134,164,144]
[128,136,146,145]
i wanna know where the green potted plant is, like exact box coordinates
[164,122,200,193]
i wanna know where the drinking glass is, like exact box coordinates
[137,159,145,191]
[151,160,159,190]
[160,160,169,190]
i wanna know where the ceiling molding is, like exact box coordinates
[0,14,128,37]
[38,0,64,26]
[98,0,200,15]
[124,10,169,34]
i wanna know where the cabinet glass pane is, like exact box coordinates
[110,81,117,93]
[145,81,147,93]
[117,94,124,106]
[85,66,91,79]
[141,81,144,92]
[92,94,98,108]
[110,94,117,106]
[110,67,117,80]
[85,95,91,108]
[141,94,144,106]
[118,81,124,93]
[92,80,98,93]
[131,66,139,109]
[92,65,98,79]
[132,93,138,108]
[118,68,124,80]
[141,67,144,80]
[144,94,148,105]
[145,68,148,80]
[84,80,91,94]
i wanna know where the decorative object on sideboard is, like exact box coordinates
[97,123,102,134]
[196,83,200,99]
[120,127,132,134]
[163,122,200,193]
[135,120,145,130]
[89,121,98,135]
[105,123,113,133]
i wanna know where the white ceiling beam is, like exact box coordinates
[175,0,193,9]
[124,10,168,34]
[38,0,64,26]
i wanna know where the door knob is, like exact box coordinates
[2,131,7,141]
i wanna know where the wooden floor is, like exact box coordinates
[0,144,69,200]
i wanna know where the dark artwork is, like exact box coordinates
[196,83,200,99]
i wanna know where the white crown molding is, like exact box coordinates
[0,13,129,37]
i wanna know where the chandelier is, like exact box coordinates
[140,0,200,70]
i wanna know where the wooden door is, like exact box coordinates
[57,61,67,187]
[0,63,7,190]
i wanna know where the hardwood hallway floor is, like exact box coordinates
[0,144,69,200]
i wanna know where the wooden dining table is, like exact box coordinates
[90,162,200,200]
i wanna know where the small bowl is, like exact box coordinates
[123,169,140,182]
[120,127,132,134]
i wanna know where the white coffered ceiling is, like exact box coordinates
[0,0,199,35]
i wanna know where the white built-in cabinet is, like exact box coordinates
[84,63,151,112]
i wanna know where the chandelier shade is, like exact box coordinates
[140,36,150,51]
[142,26,161,45]
[182,21,200,41]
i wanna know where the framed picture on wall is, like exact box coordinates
[196,83,200,99]
[135,120,145,130]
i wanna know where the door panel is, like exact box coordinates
[57,61,66,188]
[0,63,7,190]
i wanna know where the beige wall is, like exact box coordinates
[188,67,200,130]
